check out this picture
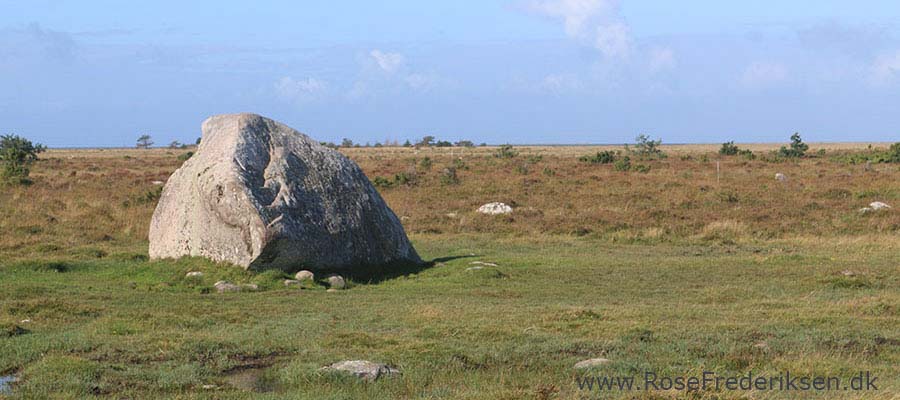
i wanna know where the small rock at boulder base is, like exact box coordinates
[869,201,891,210]
[470,261,498,267]
[775,173,787,182]
[185,271,203,277]
[477,202,513,215]
[326,275,346,289]
[148,113,421,272]
[320,360,400,381]
[283,279,301,287]
[214,281,242,293]
[294,270,314,281]
[573,358,610,369]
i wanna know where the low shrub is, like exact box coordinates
[493,145,518,159]
[614,156,631,171]
[579,150,617,164]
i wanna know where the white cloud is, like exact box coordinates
[648,47,676,72]
[871,51,900,85]
[527,0,631,58]
[370,49,405,73]
[740,62,788,88]
[594,22,631,58]
[404,73,440,91]
[275,77,327,102]
[540,73,582,93]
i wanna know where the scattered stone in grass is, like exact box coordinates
[19,319,31,324]
[201,384,217,390]
[242,284,259,291]
[573,358,610,370]
[186,271,204,277]
[753,341,769,350]
[283,279,301,287]
[326,275,346,289]
[214,281,242,293]
[151,180,165,185]
[870,201,891,210]
[294,270,314,281]
[320,360,400,381]
[841,270,856,277]
[445,212,458,218]
[326,288,338,293]
[775,173,786,182]
[477,202,513,215]
[470,261,498,267]
[860,201,891,213]
[465,266,484,271]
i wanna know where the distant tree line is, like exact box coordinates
[324,135,486,149]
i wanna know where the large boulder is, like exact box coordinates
[149,113,421,271]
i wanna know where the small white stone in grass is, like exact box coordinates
[214,281,241,293]
[185,271,203,277]
[326,275,346,289]
[465,266,484,271]
[775,173,787,182]
[869,201,890,210]
[470,261,498,267]
[573,358,610,369]
[283,279,301,287]
[294,270,314,281]
[841,270,856,277]
[321,360,400,381]
[477,202,513,215]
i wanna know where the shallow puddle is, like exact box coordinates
[225,366,279,393]
[0,375,17,395]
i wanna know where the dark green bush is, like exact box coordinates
[419,157,433,170]
[777,133,808,158]
[629,134,665,159]
[614,156,632,171]
[493,145,518,159]
[1,134,46,184]
[579,150,617,164]
[719,141,739,156]
[440,167,459,185]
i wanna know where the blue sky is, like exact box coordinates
[2,0,900,146]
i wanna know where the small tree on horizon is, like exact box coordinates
[417,135,435,147]
[777,132,808,158]
[630,134,664,158]
[136,134,153,149]
[1,134,46,184]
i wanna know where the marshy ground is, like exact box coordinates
[0,144,898,399]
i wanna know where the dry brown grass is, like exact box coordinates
[2,144,899,258]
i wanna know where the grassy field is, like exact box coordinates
[1,144,898,399]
